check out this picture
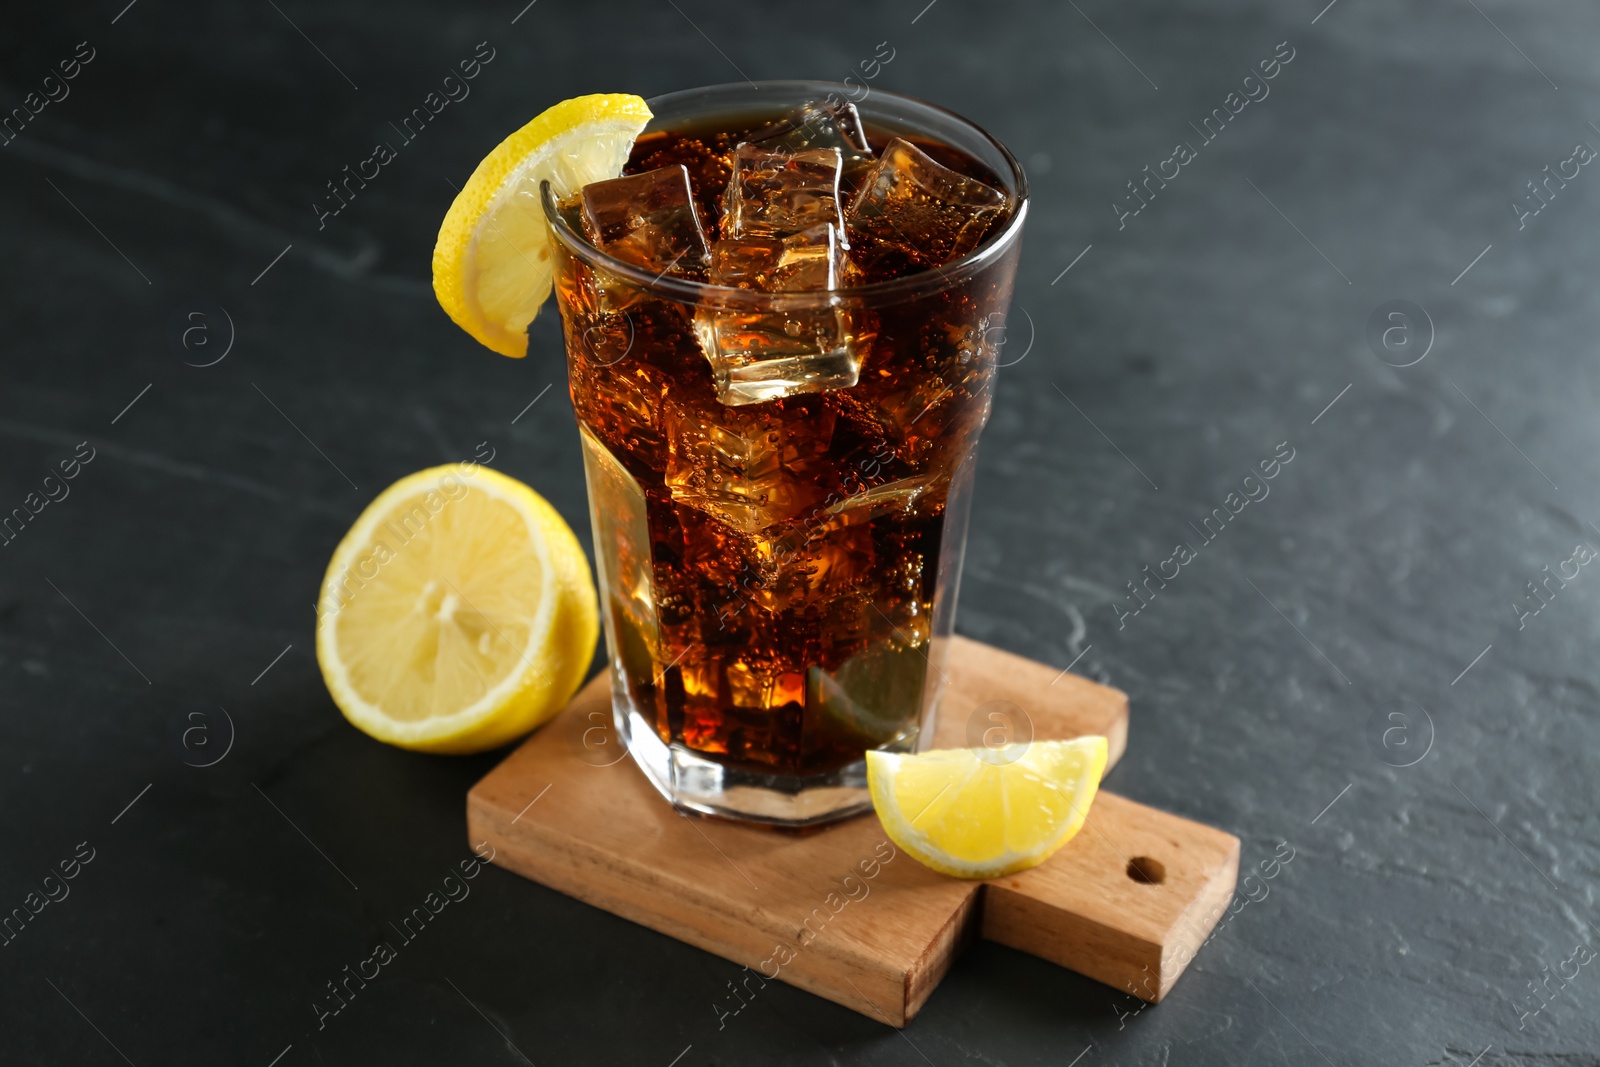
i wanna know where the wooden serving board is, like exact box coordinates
[466,635,1239,1026]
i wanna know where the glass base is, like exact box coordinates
[614,687,877,828]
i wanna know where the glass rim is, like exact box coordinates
[540,79,1029,311]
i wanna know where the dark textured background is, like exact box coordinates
[3,0,1598,1063]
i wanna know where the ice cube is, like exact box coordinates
[581,164,711,276]
[732,475,931,621]
[722,145,846,240]
[664,402,836,534]
[706,344,861,407]
[845,137,1007,274]
[693,224,860,406]
[578,426,660,679]
[767,477,925,570]
[821,477,928,525]
[629,128,738,233]
[831,348,994,474]
[725,658,807,713]
[753,519,878,615]
[708,222,841,292]
[746,101,874,172]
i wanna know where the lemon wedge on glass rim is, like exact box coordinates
[866,737,1109,879]
[315,464,599,754]
[432,93,653,358]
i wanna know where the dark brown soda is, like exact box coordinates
[554,111,1018,776]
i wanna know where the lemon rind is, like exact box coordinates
[432,94,653,358]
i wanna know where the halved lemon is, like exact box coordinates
[432,93,653,358]
[866,737,1109,879]
[315,464,599,754]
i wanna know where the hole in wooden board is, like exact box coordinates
[1126,856,1166,885]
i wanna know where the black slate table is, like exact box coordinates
[4,1,1598,1064]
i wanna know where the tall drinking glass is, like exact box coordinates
[543,81,1027,825]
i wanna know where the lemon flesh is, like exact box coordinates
[866,738,1109,879]
[315,465,598,754]
[432,93,653,358]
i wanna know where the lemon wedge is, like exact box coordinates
[432,93,653,358]
[866,737,1109,879]
[315,464,599,754]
